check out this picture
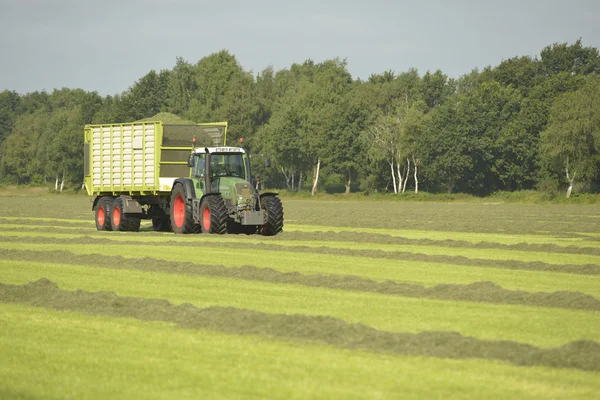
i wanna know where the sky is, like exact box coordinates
[1,0,599,96]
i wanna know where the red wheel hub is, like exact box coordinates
[203,206,211,232]
[112,206,121,227]
[98,206,105,226]
[173,194,185,228]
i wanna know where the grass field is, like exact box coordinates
[1,191,599,399]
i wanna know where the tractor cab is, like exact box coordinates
[188,146,251,193]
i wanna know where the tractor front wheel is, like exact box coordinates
[200,195,228,234]
[260,196,284,236]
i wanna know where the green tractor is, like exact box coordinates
[167,145,284,235]
[85,121,283,235]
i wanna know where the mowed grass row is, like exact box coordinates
[2,226,600,265]
[1,195,600,399]
[1,259,598,348]
[3,216,600,248]
[3,303,599,400]
[2,238,600,298]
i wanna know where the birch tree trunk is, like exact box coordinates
[413,155,419,194]
[311,158,321,196]
[291,173,295,192]
[59,171,65,192]
[281,167,291,191]
[299,172,303,191]
[396,160,402,194]
[402,158,410,193]
[55,175,59,191]
[565,163,576,199]
[389,160,397,194]
[345,171,351,194]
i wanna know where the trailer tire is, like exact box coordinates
[94,197,112,231]
[200,195,228,234]
[170,184,199,234]
[260,196,284,236]
[110,197,141,232]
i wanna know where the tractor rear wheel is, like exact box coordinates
[200,195,228,234]
[110,197,141,232]
[260,196,284,236]
[170,184,199,234]
[94,197,112,231]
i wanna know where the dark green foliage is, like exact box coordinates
[120,69,171,121]
[1,41,600,196]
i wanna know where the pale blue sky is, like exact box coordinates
[1,0,598,96]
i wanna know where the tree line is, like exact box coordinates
[1,39,599,197]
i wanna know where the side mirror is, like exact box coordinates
[265,158,271,168]
[187,155,195,168]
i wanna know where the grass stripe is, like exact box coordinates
[1,230,599,267]
[1,250,598,312]
[2,239,600,300]
[286,224,600,247]
[5,222,600,256]
[3,304,598,400]
[3,279,599,372]
[1,261,598,347]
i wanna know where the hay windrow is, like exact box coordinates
[1,235,598,276]
[1,248,599,312]
[4,220,600,255]
[1,279,599,372]
[0,218,92,228]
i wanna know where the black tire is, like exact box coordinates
[110,197,141,232]
[94,196,112,231]
[260,196,284,236]
[170,184,199,234]
[200,195,228,234]
[152,218,172,232]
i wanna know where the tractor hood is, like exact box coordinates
[217,177,258,211]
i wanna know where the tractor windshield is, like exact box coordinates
[210,153,246,179]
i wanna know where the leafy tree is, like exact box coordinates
[362,103,424,194]
[0,111,48,184]
[0,90,20,145]
[186,50,244,122]
[540,39,600,76]
[420,70,455,110]
[16,91,49,114]
[120,69,171,121]
[419,81,521,194]
[323,83,372,193]
[488,56,541,95]
[166,57,198,115]
[540,74,600,197]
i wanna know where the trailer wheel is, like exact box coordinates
[170,184,199,234]
[200,195,228,234]
[94,197,112,231]
[110,197,141,232]
[260,196,284,236]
